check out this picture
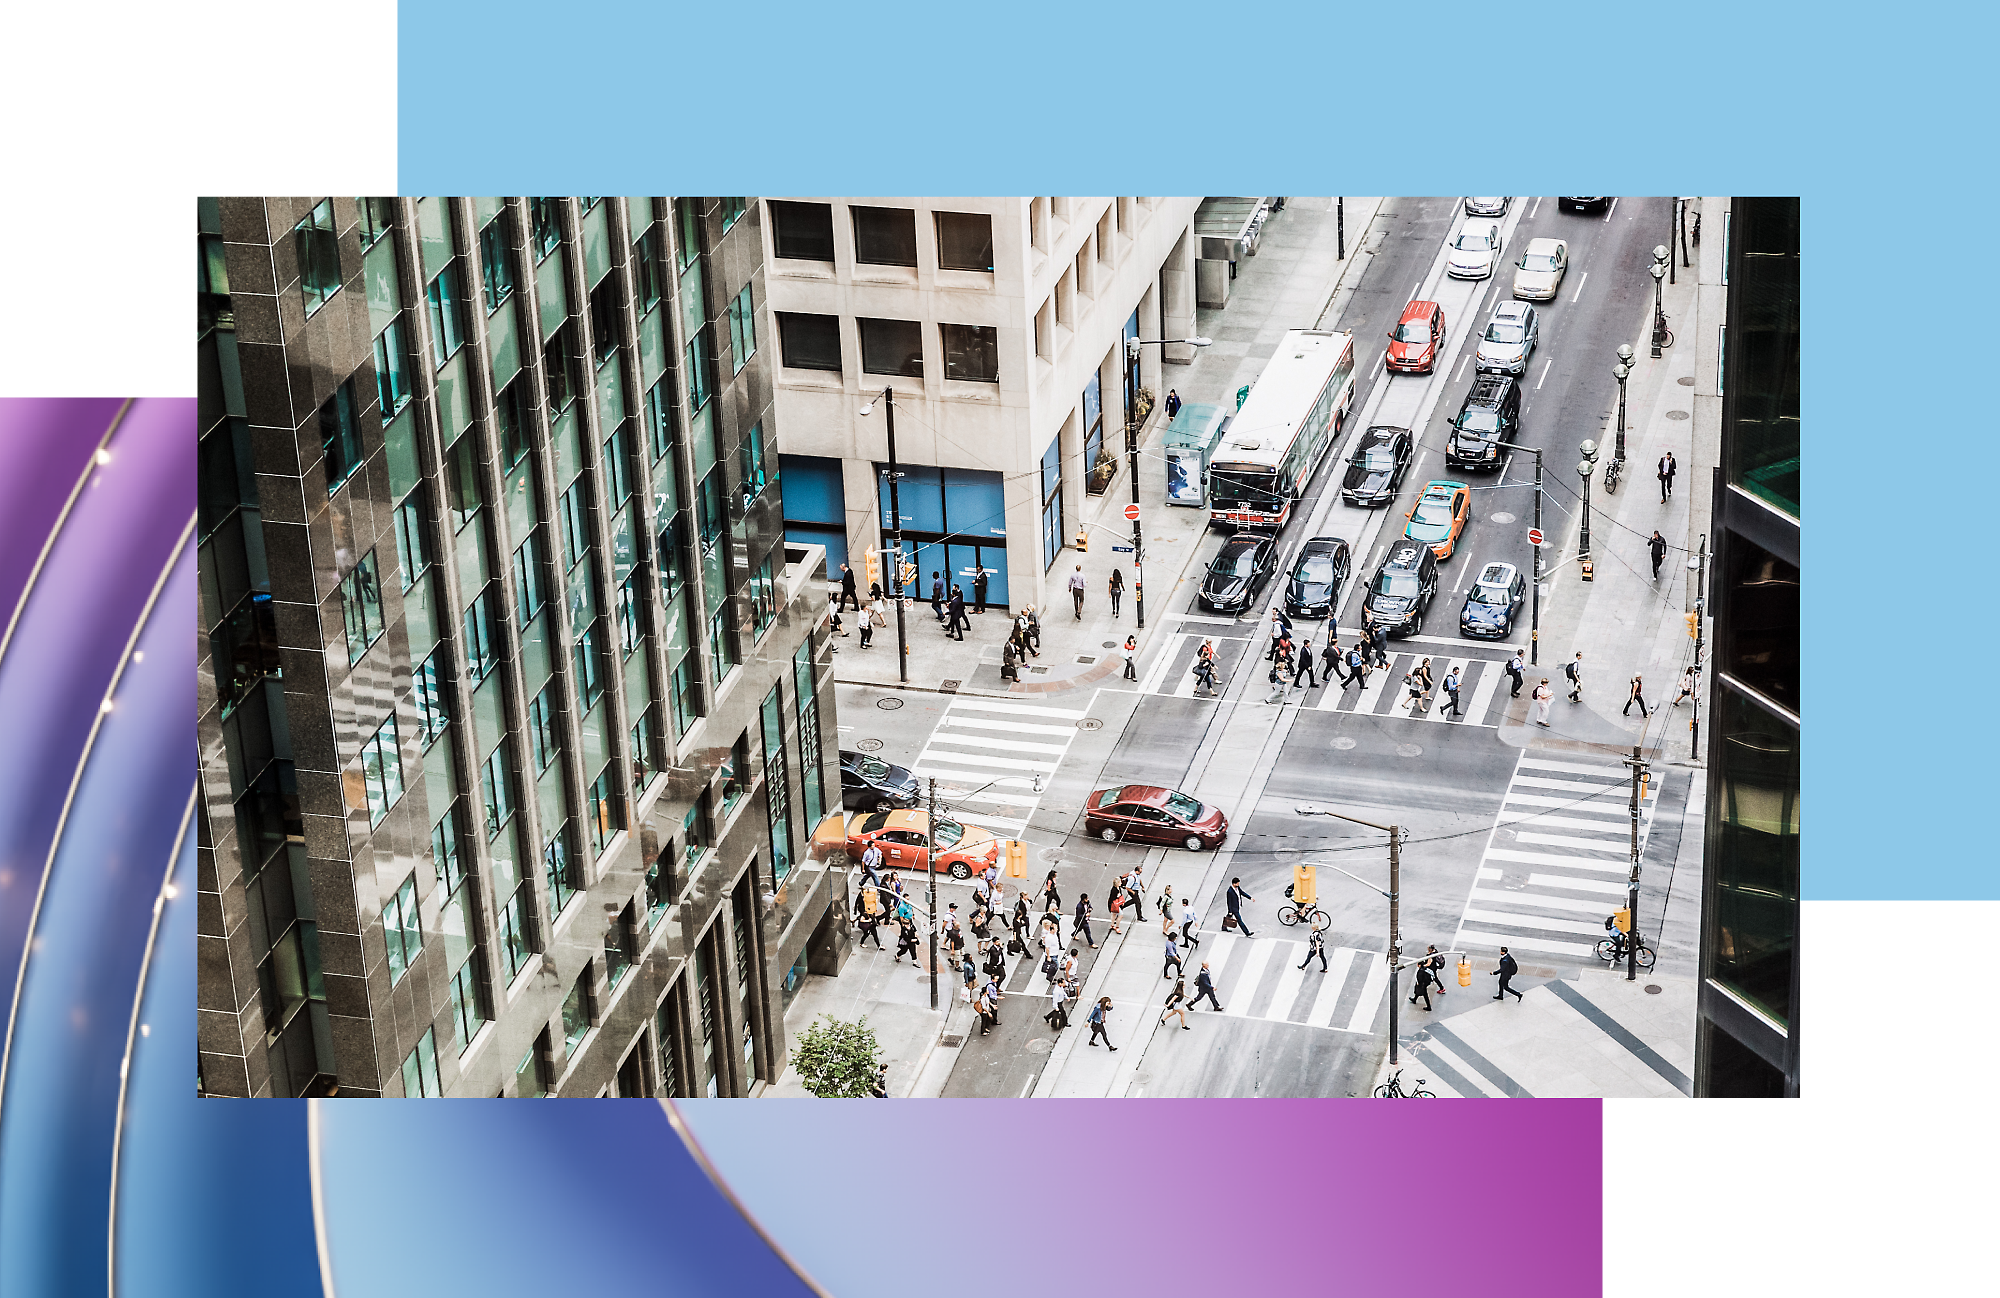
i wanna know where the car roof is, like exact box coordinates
[1095,784,1171,807]
[1423,479,1467,494]
[1491,300,1532,320]
[1302,536,1348,552]
[1467,373,1515,398]
[1397,300,1438,321]
[1383,540,1432,569]
[1477,562,1519,585]
[1219,533,1269,550]
[1363,425,1409,442]
[1524,237,1565,254]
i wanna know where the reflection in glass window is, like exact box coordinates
[373,315,412,416]
[340,552,385,665]
[479,213,514,310]
[320,381,363,495]
[728,284,757,374]
[401,1027,441,1097]
[1708,688,1798,1027]
[360,713,404,825]
[381,873,422,986]
[935,210,994,272]
[295,199,341,315]
[545,821,580,915]
[426,262,468,366]
[561,967,592,1052]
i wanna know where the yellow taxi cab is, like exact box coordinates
[844,809,999,880]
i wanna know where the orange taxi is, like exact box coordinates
[843,809,999,880]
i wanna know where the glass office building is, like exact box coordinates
[1696,197,1799,1098]
[197,197,847,1097]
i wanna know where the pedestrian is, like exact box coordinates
[1439,665,1462,719]
[1266,608,1292,661]
[931,571,946,622]
[1405,657,1433,715]
[1123,633,1139,681]
[1225,877,1256,936]
[961,949,979,999]
[1010,890,1031,950]
[1060,949,1080,987]
[1532,679,1554,727]
[1108,567,1124,617]
[1564,652,1584,703]
[860,841,884,886]
[1001,638,1019,683]
[1492,946,1524,1001]
[1189,962,1224,1011]
[838,562,858,612]
[1368,622,1391,668]
[1165,388,1182,420]
[856,905,884,949]
[981,976,1005,1025]
[1127,859,1148,920]
[1179,898,1199,949]
[869,1062,890,1097]
[1192,650,1217,697]
[1658,451,1677,503]
[1069,565,1087,619]
[867,595,887,649]
[1107,885,1125,936]
[1298,927,1328,972]
[1425,945,1448,999]
[983,939,1007,980]
[1625,673,1649,717]
[972,567,989,614]
[1505,651,1525,699]
[947,586,969,641]
[894,914,921,963]
[1345,644,1367,689]
[1160,978,1190,1029]
[1672,669,1697,708]
[1043,981,1070,1031]
[1163,929,1183,980]
[1041,870,1062,916]
[1086,997,1118,1050]
[1074,893,1097,949]
[1409,959,1436,1011]
[1649,530,1668,581]
[1294,638,1318,689]
[1269,635,1293,685]
[1024,605,1042,653]
[1157,882,1174,922]
[974,988,997,1036]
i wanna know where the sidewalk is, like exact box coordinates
[827,198,1390,701]
[765,934,967,1098]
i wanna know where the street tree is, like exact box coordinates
[790,1014,883,1098]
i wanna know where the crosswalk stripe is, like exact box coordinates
[1470,887,1620,915]
[1305,947,1360,1026]
[914,751,1059,775]
[1465,658,1504,724]
[1527,873,1630,895]
[1260,951,1310,1021]
[1484,847,1631,873]
[1346,952,1391,1033]
[946,698,1090,721]
[1231,939,1277,1013]
[909,765,1041,789]
[1456,929,1596,958]
[954,812,1028,836]
[1513,774,1626,794]
[1462,907,1610,937]
[1519,757,1634,779]
[1501,793,1632,817]
[1200,932,1238,986]
[940,715,1078,738]
[1500,810,1649,834]
[1515,830,1633,855]
[925,732,1071,757]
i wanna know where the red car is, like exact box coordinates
[1083,785,1228,851]
[1386,300,1446,373]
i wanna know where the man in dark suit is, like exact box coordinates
[1225,877,1256,936]
[837,562,858,612]
[972,568,989,614]
[931,571,946,621]
[1492,946,1524,1001]
[946,587,969,641]
[1189,962,1224,1011]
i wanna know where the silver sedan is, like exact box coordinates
[1475,301,1539,375]
[1464,197,1511,216]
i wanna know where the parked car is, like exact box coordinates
[1475,300,1539,375]
[1361,539,1440,637]
[1404,480,1472,561]
[1385,300,1446,373]
[1512,238,1569,300]
[1341,425,1413,507]
[1464,197,1511,216]
[1083,785,1227,851]
[844,809,999,880]
[1446,374,1520,471]
[1283,536,1352,618]
[1198,532,1278,614]
[840,749,920,812]
[1460,561,1527,639]
[1447,222,1504,279]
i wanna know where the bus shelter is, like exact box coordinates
[1162,402,1232,508]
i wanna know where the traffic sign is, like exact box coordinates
[1111,545,1133,553]
[1123,503,1142,522]
[1527,527,1544,546]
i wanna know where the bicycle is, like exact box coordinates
[1277,902,1331,931]
[1594,932,1656,970]
[1603,456,1623,494]
[1374,1069,1436,1098]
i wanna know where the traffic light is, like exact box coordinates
[1684,610,1700,640]
[1609,908,1631,933]
[1456,956,1472,987]
[898,562,916,589]
[865,548,880,589]
[1075,528,1088,553]
[1005,839,1027,879]
[1291,863,1317,907]
[1639,771,1652,800]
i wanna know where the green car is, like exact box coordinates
[1403,480,1471,561]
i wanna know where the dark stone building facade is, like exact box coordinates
[197,196,849,1097]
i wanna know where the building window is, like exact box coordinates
[739,422,770,505]
[447,954,487,1054]
[707,602,736,684]
[633,225,664,312]
[544,322,577,414]
[1723,196,1800,519]
[792,643,825,827]
[320,381,362,495]
[426,262,469,367]
[1039,433,1063,571]
[402,1027,442,1098]
[558,479,591,570]
[495,379,530,470]
[654,996,682,1097]
[513,532,547,624]
[1708,687,1799,1028]
[339,552,385,665]
[480,743,514,839]
[732,896,758,1072]
[776,312,841,373]
[675,199,703,270]
[530,199,563,260]
[589,278,622,368]
[561,966,593,1054]
[942,324,999,383]
[358,197,395,248]
[500,888,533,981]
[751,551,777,638]
[719,733,748,819]
[295,199,341,315]
[587,765,621,853]
[696,469,726,556]
[516,1034,549,1097]
[685,325,715,414]
[604,421,634,507]
[479,214,514,311]
[644,378,675,460]
[395,490,432,590]
[528,683,561,772]
[413,649,451,745]
[545,822,580,916]
[463,585,499,684]
[852,205,917,267]
[671,657,699,737]
[360,713,404,826]
[683,793,710,869]
[381,873,422,986]
[374,316,412,417]
[606,907,634,990]
[617,578,642,656]
[574,619,605,708]
[212,595,280,716]
[646,849,674,924]
[433,803,467,893]
[721,198,747,231]
[761,686,793,883]
[769,200,834,262]
[630,706,659,797]
[727,284,757,374]
[935,210,995,272]
[1719,533,1799,716]
[694,943,719,1096]
[858,317,923,378]
[444,432,485,529]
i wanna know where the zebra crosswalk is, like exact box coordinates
[1137,631,1516,728]
[908,695,1086,838]
[1452,754,1659,961]
[1178,932,1390,1034]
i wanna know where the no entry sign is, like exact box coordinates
[1123,503,1141,522]
[1527,527,1544,546]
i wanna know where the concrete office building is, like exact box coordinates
[197,196,848,1098]
[766,197,1203,613]
[1695,196,1799,1097]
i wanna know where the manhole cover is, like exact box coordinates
[1077,718,1103,732]
[939,679,961,694]
[876,697,904,711]
[939,1034,965,1048]
[1028,666,1049,675]
[1101,641,1119,649]
[1677,376,1695,386]
[855,738,884,753]
[1024,1037,1053,1054]
[1038,848,1063,864]
[1490,512,1515,525]
[1395,743,1423,758]
[1075,655,1096,665]
[1644,984,1663,995]
[1665,410,1690,420]
[1330,736,1357,750]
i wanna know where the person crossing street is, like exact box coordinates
[1673,669,1698,707]
[1298,927,1329,972]
[1439,665,1462,719]
[1085,996,1118,1050]
[1649,531,1668,581]
[1293,638,1318,689]
[1505,651,1526,699]
[1159,978,1191,1029]
[1162,929,1183,980]
[1189,962,1224,1012]
[1409,958,1437,1011]
[1625,673,1649,717]
[1225,877,1256,936]
[1492,946,1525,1001]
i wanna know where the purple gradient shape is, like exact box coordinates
[0,398,127,633]
[678,1099,1602,1298]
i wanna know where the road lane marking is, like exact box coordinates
[1529,196,1541,218]
[1604,198,1618,221]
[1260,956,1309,1021]
[1526,873,1629,895]
[1471,887,1618,916]
[1571,271,1589,303]
[1483,848,1630,874]
[1456,352,1471,381]
[940,715,1077,738]
[1463,907,1607,937]
[1536,357,1553,389]
[1345,954,1391,1033]
[1458,930,1595,958]
[1520,757,1635,778]
[1304,947,1359,1026]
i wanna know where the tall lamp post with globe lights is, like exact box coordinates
[1649,245,1670,357]
[1578,439,1599,563]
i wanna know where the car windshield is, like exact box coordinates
[1210,468,1281,506]
[1411,500,1453,527]
[1359,446,1398,468]
[1213,547,1261,577]
[932,817,964,848]
[1472,584,1511,605]
[1459,410,1499,433]
[1395,320,1431,342]
[860,812,892,833]
[1164,792,1204,821]
[1092,787,1125,809]
[1297,553,1336,583]
[1485,323,1525,343]
[1521,254,1558,272]
[1374,571,1419,597]
[1454,233,1491,250]
[855,755,892,781]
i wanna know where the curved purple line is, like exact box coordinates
[659,1100,839,1298]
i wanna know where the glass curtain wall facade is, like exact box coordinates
[1697,196,1800,1098]
[197,197,845,1097]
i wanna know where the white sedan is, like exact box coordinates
[1512,238,1569,300]
[1447,223,1503,279]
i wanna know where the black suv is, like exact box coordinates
[1361,539,1440,638]
[1446,374,1519,472]
[840,749,920,812]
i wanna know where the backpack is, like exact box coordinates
[1564,661,1579,682]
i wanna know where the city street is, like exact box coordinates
[787,197,1710,1099]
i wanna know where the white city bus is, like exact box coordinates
[1207,330,1355,531]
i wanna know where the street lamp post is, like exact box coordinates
[860,388,909,683]
[1578,439,1599,559]
[1124,335,1213,631]
[1294,806,1404,1065]
[1649,246,1669,358]
[1613,342,1634,462]
[1493,440,1543,665]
